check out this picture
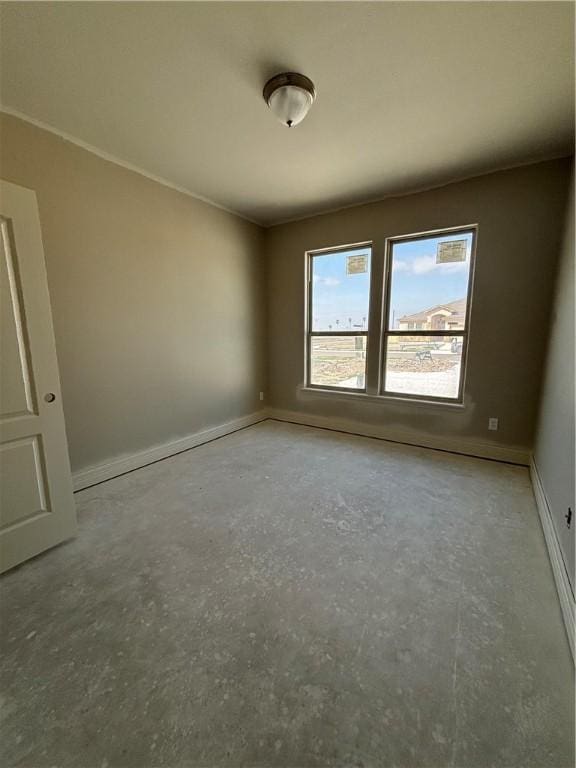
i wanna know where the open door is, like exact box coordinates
[0,180,76,573]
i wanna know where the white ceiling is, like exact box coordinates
[1,2,574,225]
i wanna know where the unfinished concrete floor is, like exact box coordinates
[1,420,573,768]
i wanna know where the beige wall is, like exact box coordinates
[1,111,570,474]
[534,163,575,587]
[265,159,573,455]
[0,114,266,473]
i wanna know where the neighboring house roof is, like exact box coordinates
[399,298,466,323]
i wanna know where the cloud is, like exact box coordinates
[314,276,341,287]
[392,260,410,273]
[412,255,438,274]
[407,255,468,275]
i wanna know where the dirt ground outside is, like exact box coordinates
[310,336,460,394]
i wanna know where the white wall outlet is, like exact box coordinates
[488,417,499,431]
[259,391,264,401]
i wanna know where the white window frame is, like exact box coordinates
[378,225,478,404]
[304,226,478,405]
[305,242,373,393]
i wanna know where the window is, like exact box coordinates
[307,244,372,390]
[304,227,476,402]
[381,228,476,401]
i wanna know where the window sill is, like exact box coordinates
[300,386,466,410]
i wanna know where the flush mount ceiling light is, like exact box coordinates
[263,72,316,128]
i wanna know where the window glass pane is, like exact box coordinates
[388,232,473,331]
[310,336,366,389]
[311,247,371,332]
[384,335,463,399]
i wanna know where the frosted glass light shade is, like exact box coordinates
[268,85,313,127]
[263,73,316,128]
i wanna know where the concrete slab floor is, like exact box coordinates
[0,420,573,768]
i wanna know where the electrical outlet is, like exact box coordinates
[488,417,499,431]
[259,391,264,401]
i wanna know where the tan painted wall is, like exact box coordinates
[0,114,266,473]
[534,163,575,588]
[265,159,573,454]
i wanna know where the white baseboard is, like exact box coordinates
[530,458,575,661]
[268,408,530,465]
[73,410,268,491]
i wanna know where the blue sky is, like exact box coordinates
[311,248,371,330]
[388,233,473,324]
[311,234,472,331]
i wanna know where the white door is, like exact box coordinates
[0,180,76,573]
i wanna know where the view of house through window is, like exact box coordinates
[383,229,475,400]
[308,245,371,389]
[306,228,475,401]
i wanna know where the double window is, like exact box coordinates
[306,226,477,403]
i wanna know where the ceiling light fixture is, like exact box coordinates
[263,72,316,128]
